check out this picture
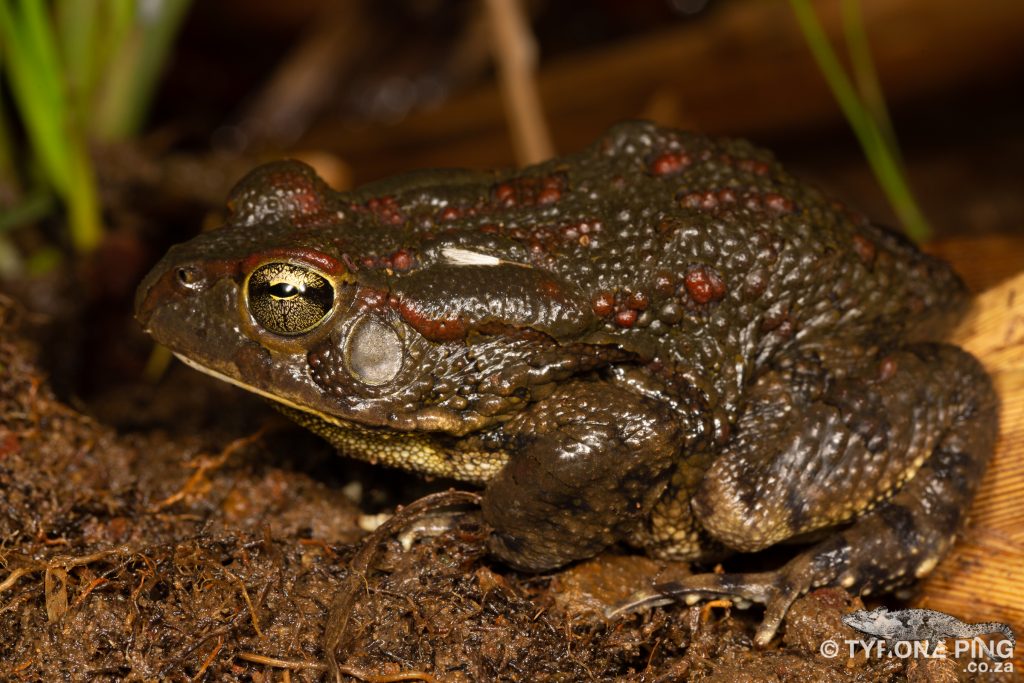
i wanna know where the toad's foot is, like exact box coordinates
[655,427,996,646]
[653,551,826,646]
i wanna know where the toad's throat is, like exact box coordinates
[172,353,508,483]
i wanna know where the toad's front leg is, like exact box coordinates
[482,379,689,571]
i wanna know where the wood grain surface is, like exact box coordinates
[918,237,1024,652]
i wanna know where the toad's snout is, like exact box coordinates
[134,251,240,330]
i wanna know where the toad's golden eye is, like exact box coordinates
[246,263,334,336]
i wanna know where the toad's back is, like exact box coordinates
[344,121,967,411]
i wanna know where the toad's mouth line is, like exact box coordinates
[172,351,509,483]
[172,352,360,432]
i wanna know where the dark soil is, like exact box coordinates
[0,295,992,681]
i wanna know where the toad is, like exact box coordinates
[135,122,997,644]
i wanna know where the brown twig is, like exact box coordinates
[150,427,267,512]
[299,538,338,558]
[484,0,553,165]
[323,489,481,682]
[237,652,324,670]
[699,598,733,623]
[225,570,264,640]
[0,566,33,594]
[238,3,367,147]
[335,668,437,683]
[238,652,437,682]
[191,635,224,682]
[12,658,34,675]
[69,576,108,611]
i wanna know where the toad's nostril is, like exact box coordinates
[176,266,202,289]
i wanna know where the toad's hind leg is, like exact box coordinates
[658,344,996,645]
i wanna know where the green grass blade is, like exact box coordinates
[56,0,102,119]
[65,138,102,252]
[21,1,65,98]
[107,0,136,41]
[0,61,16,183]
[91,0,135,104]
[0,0,104,252]
[0,190,55,233]
[788,0,930,241]
[0,1,71,193]
[93,0,192,139]
[840,0,901,164]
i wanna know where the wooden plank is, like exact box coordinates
[917,262,1024,642]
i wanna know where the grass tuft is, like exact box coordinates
[0,0,191,255]
[789,0,931,242]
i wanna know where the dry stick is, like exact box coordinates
[163,627,235,681]
[68,576,108,611]
[0,546,129,599]
[238,652,324,671]
[0,566,33,594]
[191,635,224,683]
[334,670,438,683]
[240,649,440,683]
[237,3,367,146]
[150,427,268,512]
[485,0,553,165]
[322,490,481,683]
[225,569,264,640]
[1,546,141,630]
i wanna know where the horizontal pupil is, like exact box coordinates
[270,282,301,297]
